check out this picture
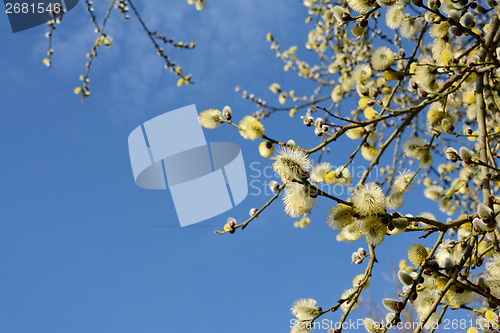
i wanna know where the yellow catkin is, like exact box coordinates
[408,244,428,266]
[460,222,472,231]
[364,107,377,120]
[440,49,451,65]
[478,241,493,257]
[384,69,399,81]
[358,98,370,109]
[324,171,338,184]
[485,310,498,323]
[465,92,476,104]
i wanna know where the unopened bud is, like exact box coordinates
[227,217,236,228]
[222,106,232,120]
[477,203,493,219]
[269,180,280,191]
[307,116,314,126]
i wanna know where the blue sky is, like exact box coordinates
[0,1,455,333]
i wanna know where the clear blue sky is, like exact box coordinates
[0,1,452,333]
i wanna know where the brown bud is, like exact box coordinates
[397,302,405,311]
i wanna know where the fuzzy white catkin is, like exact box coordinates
[398,270,413,286]
[333,6,348,22]
[386,312,396,325]
[222,106,232,119]
[382,298,400,312]
[473,217,487,231]
[459,147,473,160]
[477,203,493,219]
[463,125,472,135]
[385,6,404,29]
[460,13,474,27]
[449,9,461,20]
[445,147,458,160]
[391,217,410,229]
[386,191,404,210]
